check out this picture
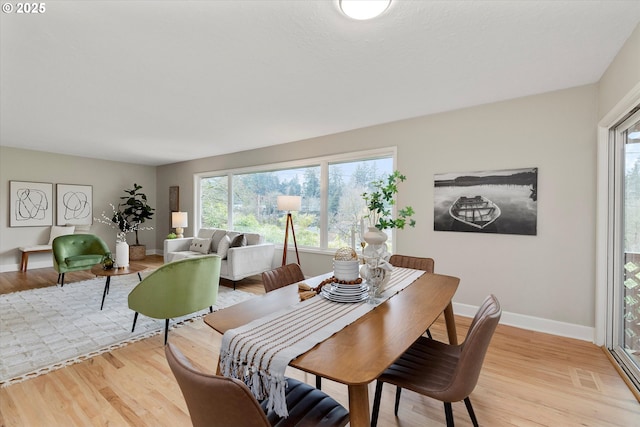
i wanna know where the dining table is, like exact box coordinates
[203,270,460,427]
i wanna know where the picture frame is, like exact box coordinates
[56,184,93,226]
[434,167,538,235]
[169,186,179,212]
[9,181,53,227]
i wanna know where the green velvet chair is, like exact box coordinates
[128,255,221,344]
[52,234,110,286]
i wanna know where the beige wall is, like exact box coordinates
[0,147,157,271]
[157,84,599,332]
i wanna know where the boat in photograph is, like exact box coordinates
[449,195,501,229]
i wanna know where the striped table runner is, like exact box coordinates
[219,267,425,417]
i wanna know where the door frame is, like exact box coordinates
[596,81,640,346]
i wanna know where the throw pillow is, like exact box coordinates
[189,237,211,254]
[230,233,246,248]
[211,229,227,253]
[48,225,76,245]
[217,234,232,260]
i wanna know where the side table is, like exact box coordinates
[91,263,148,310]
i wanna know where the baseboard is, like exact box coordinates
[453,302,595,343]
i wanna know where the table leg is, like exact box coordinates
[100,276,111,310]
[443,301,458,345]
[348,384,370,427]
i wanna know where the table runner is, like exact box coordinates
[219,266,425,417]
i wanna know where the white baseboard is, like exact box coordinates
[453,302,595,343]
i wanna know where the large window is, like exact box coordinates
[196,149,395,252]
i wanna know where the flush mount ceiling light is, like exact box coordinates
[339,0,391,20]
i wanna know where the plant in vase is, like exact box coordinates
[115,183,155,260]
[360,170,416,301]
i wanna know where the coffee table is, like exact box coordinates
[90,263,148,310]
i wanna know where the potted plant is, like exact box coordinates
[115,183,155,260]
[361,170,416,241]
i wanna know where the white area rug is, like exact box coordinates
[0,273,254,386]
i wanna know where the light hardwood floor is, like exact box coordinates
[1,256,638,426]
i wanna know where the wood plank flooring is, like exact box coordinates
[1,256,638,426]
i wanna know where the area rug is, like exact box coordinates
[0,274,255,387]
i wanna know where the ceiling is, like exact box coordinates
[2,1,640,166]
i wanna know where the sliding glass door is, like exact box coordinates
[609,108,640,389]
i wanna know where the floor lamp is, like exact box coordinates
[278,195,301,266]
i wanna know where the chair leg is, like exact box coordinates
[444,402,455,427]
[371,380,383,427]
[394,386,402,415]
[59,273,65,286]
[164,319,170,344]
[426,328,433,339]
[315,375,321,390]
[209,306,213,313]
[464,397,479,427]
[131,312,139,332]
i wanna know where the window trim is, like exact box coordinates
[193,146,398,253]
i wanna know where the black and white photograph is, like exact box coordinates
[434,167,538,235]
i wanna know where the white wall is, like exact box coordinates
[0,147,157,271]
[157,84,598,339]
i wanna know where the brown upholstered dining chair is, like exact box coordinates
[261,263,305,293]
[371,294,501,427]
[261,263,326,389]
[165,343,349,427]
[389,254,435,338]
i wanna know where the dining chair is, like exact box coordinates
[261,263,305,293]
[371,294,501,427]
[261,263,326,390]
[165,342,349,427]
[389,254,435,338]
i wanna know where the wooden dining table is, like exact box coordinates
[204,271,460,427]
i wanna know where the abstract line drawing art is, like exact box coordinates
[56,184,93,226]
[10,181,53,227]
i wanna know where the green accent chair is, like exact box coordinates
[52,234,110,286]
[128,255,221,344]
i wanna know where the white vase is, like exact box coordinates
[363,226,388,246]
[115,241,129,268]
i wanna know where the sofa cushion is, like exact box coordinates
[245,233,262,246]
[189,237,211,254]
[230,233,246,248]
[197,228,216,239]
[217,234,231,259]
[210,229,228,252]
[65,254,103,268]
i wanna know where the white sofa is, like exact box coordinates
[163,228,275,288]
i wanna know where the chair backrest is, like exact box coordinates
[389,254,434,273]
[128,255,221,319]
[165,343,271,427]
[262,263,304,293]
[52,234,110,267]
[448,294,501,401]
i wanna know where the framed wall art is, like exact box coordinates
[56,184,93,226]
[434,167,538,235]
[169,186,179,212]
[9,181,53,227]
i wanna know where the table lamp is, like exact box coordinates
[277,195,301,266]
[172,211,188,238]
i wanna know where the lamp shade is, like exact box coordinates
[277,195,301,212]
[172,211,188,228]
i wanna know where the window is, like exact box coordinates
[196,148,395,252]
